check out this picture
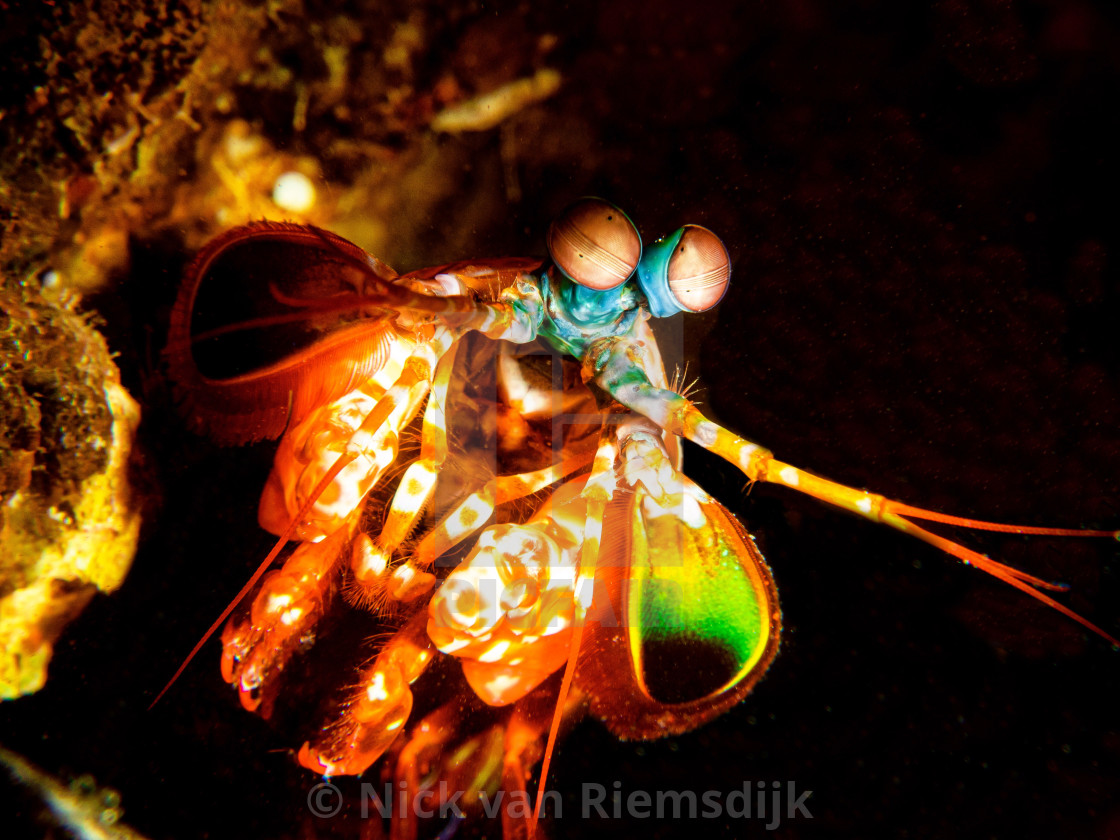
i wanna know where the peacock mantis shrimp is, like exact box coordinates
[159,198,1117,839]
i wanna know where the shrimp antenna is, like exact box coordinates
[148,448,360,708]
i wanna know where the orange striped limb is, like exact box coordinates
[317,242,548,347]
[614,413,686,504]
[352,422,595,616]
[529,422,624,838]
[153,334,453,707]
[496,345,597,421]
[149,442,368,708]
[220,528,349,716]
[756,458,1120,645]
[412,453,596,568]
[272,224,548,344]
[385,683,584,840]
[502,680,586,840]
[524,416,702,838]
[298,609,436,778]
[261,325,463,542]
[259,352,433,541]
[591,335,1119,646]
[375,344,459,548]
[388,704,509,840]
[345,341,461,607]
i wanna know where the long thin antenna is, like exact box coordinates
[148,449,359,708]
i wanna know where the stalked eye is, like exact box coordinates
[637,224,732,317]
[665,225,731,312]
[546,197,642,290]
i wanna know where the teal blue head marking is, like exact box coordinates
[553,271,638,328]
[637,228,687,317]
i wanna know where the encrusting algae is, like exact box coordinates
[0,283,140,699]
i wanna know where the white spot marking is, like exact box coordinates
[478,640,511,663]
[680,493,706,528]
[484,673,523,698]
[438,637,470,654]
[265,593,293,614]
[366,672,389,703]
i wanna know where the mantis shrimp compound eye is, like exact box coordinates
[666,225,732,312]
[547,197,642,290]
[638,224,732,317]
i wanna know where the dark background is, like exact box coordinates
[3,1,1120,838]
